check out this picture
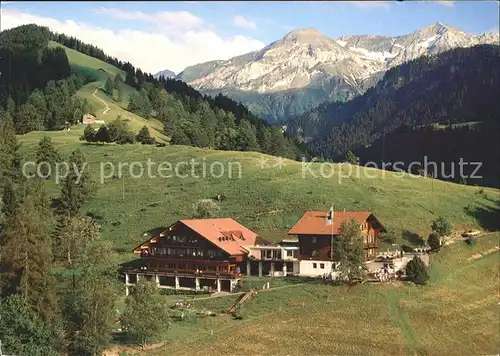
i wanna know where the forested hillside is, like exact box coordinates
[287,45,499,153]
[0,25,96,133]
[1,25,304,159]
[285,44,500,184]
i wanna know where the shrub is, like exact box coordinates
[405,256,429,285]
[192,199,220,219]
[232,305,246,320]
[81,124,96,143]
[116,131,136,144]
[427,232,441,251]
[431,216,452,237]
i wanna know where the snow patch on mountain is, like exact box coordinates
[176,23,498,97]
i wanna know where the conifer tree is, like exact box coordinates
[0,188,58,321]
[57,149,95,218]
[136,125,155,144]
[104,76,114,96]
[35,136,60,178]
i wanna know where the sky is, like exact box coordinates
[1,1,498,74]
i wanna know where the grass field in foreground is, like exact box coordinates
[133,232,497,356]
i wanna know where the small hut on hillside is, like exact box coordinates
[82,113,105,125]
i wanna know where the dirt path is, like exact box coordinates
[92,86,110,115]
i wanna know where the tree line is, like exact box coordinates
[125,81,303,157]
[81,116,155,145]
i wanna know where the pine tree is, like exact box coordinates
[61,237,117,356]
[104,76,114,96]
[94,125,111,144]
[170,128,191,145]
[6,95,16,116]
[57,149,95,218]
[235,119,260,152]
[0,110,20,184]
[0,294,61,356]
[113,74,123,89]
[16,103,43,134]
[1,179,20,219]
[136,125,155,145]
[257,125,272,153]
[114,74,124,102]
[35,136,60,178]
[0,194,58,321]
[345,151,359,165]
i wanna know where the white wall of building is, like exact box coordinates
[299,260,339,277]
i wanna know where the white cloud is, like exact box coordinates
[94,7,203,30]
[351,1,390,10]
[436,1,455,8]
[233,15,257,30]
[0,9,265,74]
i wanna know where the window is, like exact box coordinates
[313,263,317,269]
[312,237,317,244]
[320,263,325,269]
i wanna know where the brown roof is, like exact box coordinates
[133,218,258,256]
[287,210,383,236]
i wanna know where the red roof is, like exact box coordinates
[134,218,258,256]
[287,210,382,236]
[179,218,258,256]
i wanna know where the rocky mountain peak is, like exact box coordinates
[173,23,499,121]
[276,27,335,47]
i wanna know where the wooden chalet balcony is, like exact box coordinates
[120,258,241,278]
[121,264,241,278]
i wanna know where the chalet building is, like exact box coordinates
[287,211,386,277]
[120,211,386,293]
[120,218,259,294]
[81,113,105,125]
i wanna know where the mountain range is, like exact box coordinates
[165,23,498,122]
[154,69,176,79]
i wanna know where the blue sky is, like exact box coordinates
[1,1,498,73]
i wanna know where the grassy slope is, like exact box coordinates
[48,41,167,143]
[16,139,500,255]
[147,232,499,356]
